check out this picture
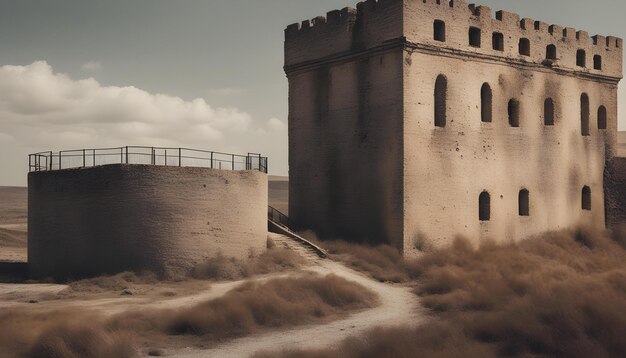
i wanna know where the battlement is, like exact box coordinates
[285,0,623,79]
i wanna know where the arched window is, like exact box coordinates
[434,20,446,42]
[598,105,607,130]
[469,27,481,47]
[519,189,530,216]
[492,32,504,51]
[582,186,591,211]
[581,93,590,136]
[577,49,586,67]
[594,55,602,70]
[434,75,447,128]
[519,38,530,56]
[481,83,492,123]
[508,99,520,127]
[544,98,555,126]
[546,44,557,60]
[479,191,491,221]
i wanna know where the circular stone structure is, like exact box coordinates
[28,164,268,279]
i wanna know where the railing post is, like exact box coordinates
[120,147,123,164]
[83,149,86,168]
[93,149,96,167]
[125,146,129,164]
[152,147,155,165]
[210,152,213,169]
[49,151,53,170]
[232,154,234,170]
[179,148,182,167]
[59,151,62,170]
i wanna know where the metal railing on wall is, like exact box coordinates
[28,146,268,174]
[268,205,297,231]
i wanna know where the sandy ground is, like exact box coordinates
[0,252,424,358]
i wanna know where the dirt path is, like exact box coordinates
[164,260,425,358]
[0,237,424,357]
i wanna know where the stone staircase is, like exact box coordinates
[268,233,324,262]
[267,205,328,260]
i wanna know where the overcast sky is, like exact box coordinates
[0,0,624,186]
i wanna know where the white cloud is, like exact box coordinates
[81,60,102,72]
[0,61,291,185]
[267,117,287,132]
[0,61,251,145]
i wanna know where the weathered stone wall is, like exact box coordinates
[286,0,623,253]
[403,51,616,253]
[28,165,267,279]
[287,48,405,247]
[605,157,626,228]
[403,0,622,79]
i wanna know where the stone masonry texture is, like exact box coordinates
[285,0,624,255]
[28,165,267,279]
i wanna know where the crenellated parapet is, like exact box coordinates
[285,0,403,68]
[285,0,623,79]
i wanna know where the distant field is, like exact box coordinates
[269,176,288,214]
[0,177,289,262]
[0,187,27,262]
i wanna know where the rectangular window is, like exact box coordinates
[434,20,446,42]
[492,32,504,51]
[469,27,481,48]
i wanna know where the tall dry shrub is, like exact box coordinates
[190,247,306,281]
[262,228,626,358]
[166,274,377,339]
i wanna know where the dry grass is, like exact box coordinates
[53,246,305,296]
[301,231,416,283]
[29,325,137,358]
[0,309,138,358]
[190,247,306,281]
[66,271,159,294]
[165,274,378,339]
[0,274,376,357]
[262,227,626,358]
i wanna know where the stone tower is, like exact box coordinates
[284,0,623,254]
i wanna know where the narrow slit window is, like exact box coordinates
[577,49,586,67]
[481,83,492,123]
[546,45,557,60]
[519,38,531,56]
[479,191,491,221]
[492,32,504,51]
[434,20,446,42]
[544,98,555,126]
[434,75,447,128]
[519,189,530,216]
[508,99,520,127]
[582,186,591,211]
[469,27,481,48]
[598,105,607,130]
[594,55,602,70]
[581,93,590,136]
